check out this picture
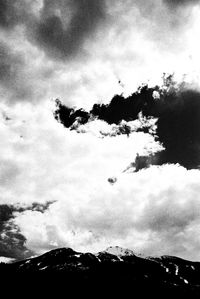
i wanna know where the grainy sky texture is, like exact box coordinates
[1,0,200,261]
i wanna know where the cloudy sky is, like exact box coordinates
[1,0,200,262]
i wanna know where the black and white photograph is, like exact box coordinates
[1,0,200,296]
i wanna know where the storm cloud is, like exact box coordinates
[0,0,24,29]
[0,42,25,96]
[0,40,47,103]
[0,202,55,260]
[0,204,32,260]
[0,0,199,105]
[163,0,200,8]
[32,0,107,60]
[0,0,108,103]
[1,0,200,262]
[54,76,200,170]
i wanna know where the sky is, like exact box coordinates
[1,0,200,261]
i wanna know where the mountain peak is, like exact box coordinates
[104,246,135,256]
[1,246,200,296]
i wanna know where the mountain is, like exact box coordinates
[1,246,200,296]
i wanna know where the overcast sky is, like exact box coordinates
[1,0,200,261]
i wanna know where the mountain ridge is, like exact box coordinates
[0,246,200,295]
[1,246,200,296]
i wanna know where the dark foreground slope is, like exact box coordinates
[1,247,200,297]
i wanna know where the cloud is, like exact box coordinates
[0,1,200,263]
[0,256,15,263]
[53,96,158,138]
[54,77,200,170]
[0,41,28,100]
[0,0,199,107]
[0,38,47,103]
[0,204,32,259]
[155,86,200,169]
[31,0,107,60]
[0,0,23,29]
[163,0,200,8]
[0,100,162,257]
[53,84,160,127]
[0,201,55,259]
[0,0,108,105]
[0,99,199,261]
[14,163,200,261]
[0,0,107,61]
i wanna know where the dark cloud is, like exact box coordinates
[0,0,107,62]
[0,0,33,29]
[0,204,32,260]
[54,98,90,128]
[54,75,200,170]
[90,87,157,125]
[0,40,45,103]
[0,202,55,260]
[155,88,200,169]
[0,41,33,102]
[16,201,56,214]
[0,42,23,85]
[0,0,197,105]
[0,0,21,28]
[54,84,158,127]
[0,1,108,103]
[163,0,200,8]
[32,0,106,60]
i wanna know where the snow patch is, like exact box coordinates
[105,246,135,257]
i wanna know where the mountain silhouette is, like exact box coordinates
[1,246,200,297]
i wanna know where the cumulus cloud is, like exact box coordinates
[0,100,162,257]
[14,163,200,261]
[1,0,200,263]
[0,99,199,261]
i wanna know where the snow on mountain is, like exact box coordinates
[104,246,135,257]
[1,246,200,296]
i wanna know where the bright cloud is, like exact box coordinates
[0,100,199,261]
[1,0,200,262]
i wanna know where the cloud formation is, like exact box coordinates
[32,0,107,60]
[0,204,32,260]
[14,163,200,261]
[0,0,199,106]
[0,1,200,263]
[0,100,199,261]
[0,41,29,101]
[0,0,108,104]
[163,0,200,8]
[0,100,162,257]
[0,0,25,28]
[0,201,55,259]
[54,76,200,170]
[156,88,200,169]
